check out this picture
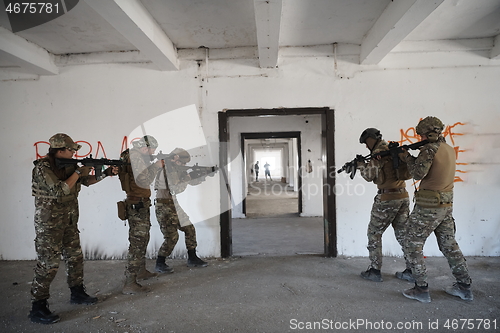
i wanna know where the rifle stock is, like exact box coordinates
[372,140,429,160]
[55,155,126,177]
[372,140,429,170]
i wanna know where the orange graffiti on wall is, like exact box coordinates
[399,121,467,182]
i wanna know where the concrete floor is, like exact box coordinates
[245,180,299,219]
[1,181,499,332]
[1,257,499,332]
[233,180,323,257]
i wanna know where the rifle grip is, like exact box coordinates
[94,166,102,178]
[391,149,400,170]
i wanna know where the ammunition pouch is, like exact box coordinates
[118,171,131,192]
[117,200,127,220]
[414,189,452,208]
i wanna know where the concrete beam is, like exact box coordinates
[491,34,500,59]
[55,50,151,66]
[84,0,179,71]
[360,0,444,65]
[254,0,283,68]
[0,26,58,75]
[392,38,494,53]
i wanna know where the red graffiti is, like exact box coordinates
[33,141,50,160]
[74,141,92,158]
[34,136,133,160]
[120,136,128,154]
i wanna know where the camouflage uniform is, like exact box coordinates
[31,157,90,301]
[119,147,160,278]
[358,140,411,271]
[155,162,197,257]
[403,137,471,287]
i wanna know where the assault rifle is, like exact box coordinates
[337,140,429,179]
[153,150,218,179]
[177,163,219,180]
[336,154,368,179]
[55,155,126,178]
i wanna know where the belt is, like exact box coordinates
[378,188,407,194]
[155,198,173,204]
[126,196,148,201]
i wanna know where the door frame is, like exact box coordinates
[241,131,302,215]
[218,107,336,257]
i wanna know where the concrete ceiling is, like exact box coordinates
[0,0,499,76]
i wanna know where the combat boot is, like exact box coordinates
[137,267,159,281]
[445,282,473,301]
[29,299,60,324]
[70,284,98,305]
[403,284,431,303]
[187,249,208,267]
[360,267,383,282]
[122,275,151,295]
[155,256,174,273]
[395,268,415,283]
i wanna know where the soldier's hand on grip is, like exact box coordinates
[77,165,93,177]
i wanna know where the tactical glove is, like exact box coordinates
[77,166,93,177]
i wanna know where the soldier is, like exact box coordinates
[254,161,260,182]
[30,133,118,324]
[264,162,272,181]
[357,128,413,283]
[154,148,208,273]
[118,135,163,294]
[399,117,473,303]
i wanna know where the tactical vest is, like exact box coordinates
[372,141,409,201]
[118,149,152,198]
[419,141,455,192]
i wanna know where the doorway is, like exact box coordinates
[242,132,302,218]
[218,107,336,257]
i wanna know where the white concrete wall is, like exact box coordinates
[1,50,499,260]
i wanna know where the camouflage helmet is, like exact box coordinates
[416,117,444,142]
[170,147,191,163]
[359,128,382,144]
[49,133,81,151]
[132,135,158,149]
